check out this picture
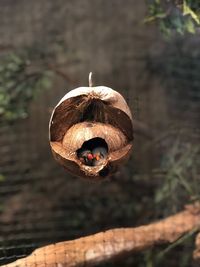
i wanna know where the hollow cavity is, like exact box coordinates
[76,138,108,167]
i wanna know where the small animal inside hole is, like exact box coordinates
[77,138,108,166]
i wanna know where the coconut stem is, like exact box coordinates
[89,72,93,87]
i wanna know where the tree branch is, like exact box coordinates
[2,203,200,267]
[194,232,200,263]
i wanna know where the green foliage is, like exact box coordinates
[147,136,199,266]
[0,52,53,123]
[155,139,200,209]
[0,174,5,182]
[183,0,200,24]
[145,38,200,266]
[144,0,167,23]
[0,50,54,183]
[155,227,197,264]
[140,136,199,266]
[145,0,200,37]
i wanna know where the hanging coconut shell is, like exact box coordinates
[49,73,133,179]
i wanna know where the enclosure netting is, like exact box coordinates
[0,1,200,267]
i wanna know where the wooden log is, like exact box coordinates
[3,203,200,267]
[194,232,200,263]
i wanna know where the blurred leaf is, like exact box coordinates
[183,0,200,24]
[0,174,5,182]
[0,52,53,123]
[155,140,200,209]
[145,0,200,36]
[144,12,167,23]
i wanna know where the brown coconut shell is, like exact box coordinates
[49,86,133,179]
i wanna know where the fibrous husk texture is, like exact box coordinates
[49,87,133,179]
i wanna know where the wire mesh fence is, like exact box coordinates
[0,1,200,267]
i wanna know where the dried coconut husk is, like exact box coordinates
[49,85,133,179]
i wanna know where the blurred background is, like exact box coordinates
[0,1,200,266]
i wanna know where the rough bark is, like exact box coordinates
[2,203,200,267]
[194,232,200,263]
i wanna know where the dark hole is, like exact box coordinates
[79,137,108,152]
[76,138,108,167]
[99,166,110,177]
